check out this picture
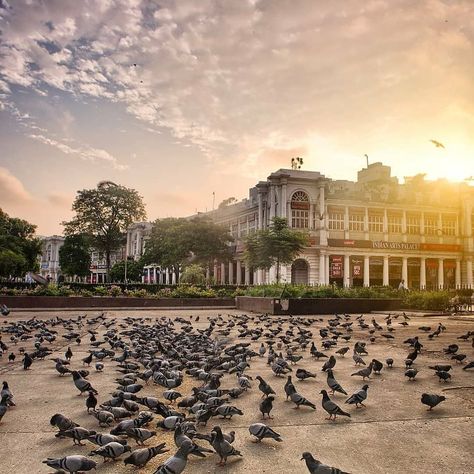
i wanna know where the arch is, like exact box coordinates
[291,258,309,284]
[290,190,310,228]
[291,190,309,202]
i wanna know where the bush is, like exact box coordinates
[180,265,206,285]
[402,290,452,311]
[93,286,108,296]
[108,285,122,297]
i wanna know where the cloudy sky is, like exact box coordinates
[1,0,473,235]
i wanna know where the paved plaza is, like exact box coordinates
[0,308,473,474]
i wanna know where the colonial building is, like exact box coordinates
[38,235,65,282]
[199,162,473,289]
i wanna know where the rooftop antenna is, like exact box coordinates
[212,191,215,211]
[364,154,369,168]
[291,157,303,170]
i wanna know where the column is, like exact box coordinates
[420,257,426,289]
[228,261,234,285]
[383,209,388,233]
[309,203,315,229]
[319,253,325,285]
[438,259,444,289]
[455,259,461,288]
[383,256,389,286]
[281,181,287,218]
[165,268,169,285]
[206,267,210,282]
[344,206,349,238]
[213,263,218,283]
[269,185,275,220]
[402,257,408,288]
[319,184,327,245]
[402,210,407,242]
[467,259,473,288]
[153,267,157,284]
[245,267,250,285]
[220,263,226,285]
[325,255,330,285]
[147,267,151,284]
[257,192,264,229]
[363,255,370,287]
[344,254,350,287]
[364,207,369,233]
[172,271,177,285]
[236,261,242,285]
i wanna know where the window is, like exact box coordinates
[291,191,309,228]
[388,214,402,233]
[442,216,456,236]
[407,214,420,234]
[328,211,344,230]
[349,213,364,231]
[231,223,238,238]
[424,215,437,235]
[248,215,256,234]
[368,214,383,232]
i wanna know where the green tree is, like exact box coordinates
[109,258,144,282]
[59,234,91,279]
[244,217,309,282]
[63,181,146,281]
[0,209,41,277]
[180,264,206,285]
[142,217,233,278]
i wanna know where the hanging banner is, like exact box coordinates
[330,255,343,278]
[351,257,363,277]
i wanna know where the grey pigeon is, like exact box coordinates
[210,425,242,466]
[154,439,194,474]
[345,385,369,408]
[249,423,282,442]
[326,369,347,395]
[290,391,316,410]
[320,390,351,421]
[421,393,446,411]
[123,443,169,467]
[351,362,373,380]
[42,455,97,473]
[89,441,131,460]
[301,451,349,473]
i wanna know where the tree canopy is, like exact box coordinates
[142,216,233,276]
[109,258,144,282]
[63,181,146,280]
[59,234,91,278]
[244,217,309,282]
[0,209,41,277]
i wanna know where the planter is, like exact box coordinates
[0,295,235,309]
[236,296,403,315]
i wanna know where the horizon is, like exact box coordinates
[1,0,473,234]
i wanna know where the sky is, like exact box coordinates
[0,0,473,235]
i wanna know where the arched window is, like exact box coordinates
[291,191,309,228]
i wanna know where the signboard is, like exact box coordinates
[351,257,363,278]
[329,255,343,278]
[291,201,310,210]
[328,239,461,253]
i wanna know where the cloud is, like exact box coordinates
[0,167,32,205]
[46,192,71,207]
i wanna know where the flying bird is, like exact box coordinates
[430,139,445,149]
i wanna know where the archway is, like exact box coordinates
[291,259,309,284]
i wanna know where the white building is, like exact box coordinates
[38,235,64,282]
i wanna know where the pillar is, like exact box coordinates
[213,263,218,283]
[319,184,327,245]
[228,261,234,285]
[420,257,426,289]
[236,261,242,285]
[220,263,226,285]
[402,257,408,288]
[172,271,177,285]
[438,259,444,289]
[165,268,169,285]
[281,182,287,218]
[245,267,250,285]
[319,253,325,285]
[467,259,473,288]
[147,267,151,284]
[363,256,370,287]
[344,254,350,287]
[206,267,210,282]
[258,192,264,229]
[455,259,461,288]
[269,185,275,220]
[325,255,330,285]
[383,256,389,286]
[344,206,349,238]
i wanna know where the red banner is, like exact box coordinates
[330,255,343,278]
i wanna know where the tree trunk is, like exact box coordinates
[276,257,280,283]
[105,250,111,283]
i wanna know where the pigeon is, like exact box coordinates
[430,139,445,148]
[65,347,73,361]
[320,390,351,421]
[372,359,383,374]
[345,385,369,408]
[249,423,282,442]
[301,452,349,474]
[386,358,394,368]
[284,375,296,400]
[256,375,276,398]
[326,369,347,395]
[153,439,194,474]
[336,347,349,357]
[296,368,316,381]
[259,395,275,419]
[210,426,242,466]
[0,395,8,423]
[1,381,15,406]
[435,370,451,382]
[352,352,366,366]
[50,413,79,434]
[23,353,33,370]
[90,441,131,461]
[42,455,97,473]
[290,391,317,410]
[123,443,169,467]
[321,355,336,371]
[351,362,373,380]
[87,433,125,447]
[0,304,10,316]
[421,393,446,411]
[71,371,98,395]
[125,427,157,445]
[463,361,474,370]
[86,392,97,413]
[405,369,419,381]
[59,427,96,445]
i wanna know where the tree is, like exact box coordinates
[142,217,233,278]
[244,217,309,282]
[109,258,144,282]
[59,234,91,279]
[63,181,146,281]
[0,209,41,277]
[179,264,206,285]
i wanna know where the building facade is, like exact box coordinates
[200,163,474,289]
[38,235,65,282]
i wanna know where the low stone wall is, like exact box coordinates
[236,296,403,315]
[0,296,235,309]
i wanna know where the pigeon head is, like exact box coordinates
[320,390,328,395]
[301,452,314,461]
[362,384,369,391]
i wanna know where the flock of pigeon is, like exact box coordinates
[0,308,473,474]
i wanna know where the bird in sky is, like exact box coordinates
[430,139,445,148]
